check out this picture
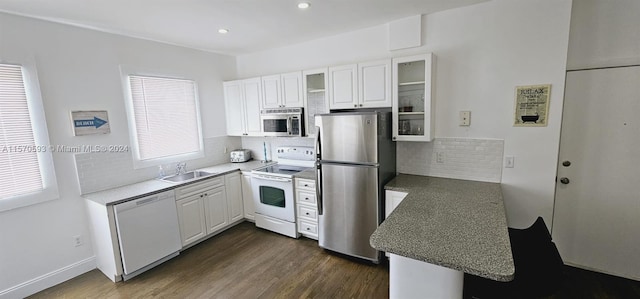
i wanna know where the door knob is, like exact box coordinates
[562,160,571,167]
[559,177,570,184]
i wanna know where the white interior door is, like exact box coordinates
[552,66,640,280]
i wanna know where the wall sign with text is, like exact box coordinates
[71,110,110,136]
[514,84,551,127]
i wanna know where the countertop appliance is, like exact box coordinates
[252,146,315,238]
[230,149,252,163]
[315,110,396,263]
[260,107,304,137]
[113,190,181,280]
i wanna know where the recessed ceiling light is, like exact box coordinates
[298,2,310,9]
[218,28,229,34]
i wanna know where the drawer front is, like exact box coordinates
[298,220,318,235]
[297,205,318,221]
[176,176,224,199]
[296,190,316,205]
[296,178,315,190]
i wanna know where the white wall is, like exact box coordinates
[0,12,236,297]
[566,0,640,70]
[237,0,572,228]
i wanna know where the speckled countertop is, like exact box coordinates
[370,174,514,282]
[83,160,273,206]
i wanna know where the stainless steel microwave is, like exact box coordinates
[260,108,304,137]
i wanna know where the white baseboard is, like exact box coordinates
[0,256,96,299]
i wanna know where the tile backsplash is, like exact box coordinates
[75,135,502,194]
[75,136,241,194]
[397,138,504,183]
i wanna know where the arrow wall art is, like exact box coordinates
[71,110,111,136]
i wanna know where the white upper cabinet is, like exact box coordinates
[392,53,435,142]
[328,64,359,109]
[261,75,281,109]
[242,78,263,135]
[302,68,329,137]
[261,72,304,109]
[359,59,392,108]
[329,60,392,110]
[224,78,263,136]
[281,72,304,107]
[223,80,245,136]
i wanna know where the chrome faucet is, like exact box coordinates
[175,162,187,175]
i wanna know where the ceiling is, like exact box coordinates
[0,0,488,55]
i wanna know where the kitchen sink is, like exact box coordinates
[159,170,216,183]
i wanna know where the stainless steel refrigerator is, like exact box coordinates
[314,110,396,263]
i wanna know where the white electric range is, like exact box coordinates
[251,146,315,238]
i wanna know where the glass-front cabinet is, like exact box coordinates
[392,53,435,142]
[303,68,329,137]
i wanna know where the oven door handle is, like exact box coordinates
[252,173,292,182]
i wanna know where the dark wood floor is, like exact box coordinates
[29,222,389,298]
[30,222,640,299]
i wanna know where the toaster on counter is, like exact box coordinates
[230,149,252,163]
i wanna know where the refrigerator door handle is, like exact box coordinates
[315,125,323,215]
[315,125,321,161]
[316,165,323,215]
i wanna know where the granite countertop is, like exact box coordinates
[370,174,515,282]
[83,160,273,206]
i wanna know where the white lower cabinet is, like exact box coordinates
[241,171,255,221]
[225,172,244,223]
[176,195,207,246]
[385,190,408,219]
[204,186,229,234]
[295,178,318,240]
[175,172,244,248]
[384,190,408,257]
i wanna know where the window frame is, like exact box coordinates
[120,66,205,169]
[0,60,59,212]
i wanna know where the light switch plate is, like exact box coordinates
[459,111,471,126]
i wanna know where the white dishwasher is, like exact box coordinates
[114,190,181,280]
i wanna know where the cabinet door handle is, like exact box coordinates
[305,212,310,215]
[354,104,357,107]
[359,104,363,107]
[306,227,310,231]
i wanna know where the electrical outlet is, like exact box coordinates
[73,235,83,247]
[505,156,515,168]
[436,151,445,164]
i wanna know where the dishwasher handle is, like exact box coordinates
[114,191,174,213]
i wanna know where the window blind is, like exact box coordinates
[0,64,44,200]
[128,75,201,161]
